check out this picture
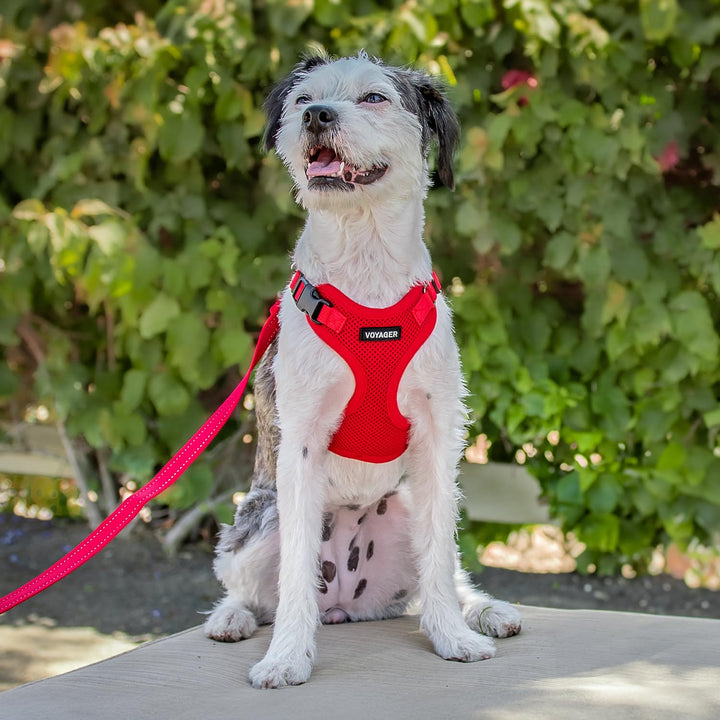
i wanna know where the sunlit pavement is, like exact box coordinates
[0,623,136,691]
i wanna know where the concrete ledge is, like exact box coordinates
[1,606,718,719]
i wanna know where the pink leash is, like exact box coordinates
[0,300,280,616]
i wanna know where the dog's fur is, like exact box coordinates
[204,53,522,689]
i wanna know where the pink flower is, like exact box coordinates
[656,141,680,173]
[501,70,537,90]
[500,70,538,106]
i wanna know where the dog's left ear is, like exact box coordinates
[389,69,459,189]
[414,77,460,190]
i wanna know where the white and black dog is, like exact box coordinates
[204,52,521,689]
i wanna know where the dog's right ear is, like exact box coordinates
[263,55,329,153]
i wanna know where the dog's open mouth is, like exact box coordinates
[305,146,388,190]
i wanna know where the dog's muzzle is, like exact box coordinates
[302,105,388,191]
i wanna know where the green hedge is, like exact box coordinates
[1,0,719,570]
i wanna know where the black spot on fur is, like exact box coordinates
[353,578,367,599]
[346,503,360,511]
[358,512,367,525]
[322,512,334,542]
[377,497,387,515]
[322,560,337,583]
[366,541,374,560]
[348,545,360,572]
[394,589,408,600]
[318,578,328,594]
[302,446,308,459]
[426,392,432,399]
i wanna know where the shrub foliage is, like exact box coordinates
[1,0,719,570]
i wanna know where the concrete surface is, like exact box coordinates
[1,606,719,719]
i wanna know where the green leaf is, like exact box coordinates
[601,280,630,326]
[703,407,720,427]
[158,106,205,163]
[71,199,120,218]
[668,291,719,362]
[656,441,686,471]
[544,232,576,270]
[88,219,127,254]
[139,293,181,339]
[218,123,251,170]
[455,199,486,239]
[148,372,191,416]
[556,471,582,506]
[580,513,620,553]
[591,372,631,440]
[492,214,522,255]
[217,325,252,368]
[109,445,156,482]
[587,474,622,514]
[460,0,496,28]
[0,362,20,398]
[697,214,720,250]
[640,0,678,42]
[99,404,147,448]
[166,313,211,382]
[120,369,148,412]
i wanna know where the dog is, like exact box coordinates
[204,52,522,689]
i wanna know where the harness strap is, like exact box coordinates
[291,270,441,331]
[0,300,281,616]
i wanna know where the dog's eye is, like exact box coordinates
[295,94,312,105]
[360,92,388,104]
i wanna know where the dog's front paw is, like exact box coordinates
[465,599,522,638]
[431,628,497,662]
[249,651,313,689]
[204,601,258,642]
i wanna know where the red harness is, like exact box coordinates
[290,271,440,463]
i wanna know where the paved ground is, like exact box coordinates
[1,515,719,692]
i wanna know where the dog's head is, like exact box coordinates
[264,53,459,209]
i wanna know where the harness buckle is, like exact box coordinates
[292,274,333,324]
[431,273,441,294]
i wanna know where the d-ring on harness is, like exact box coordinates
[290,270,441,464]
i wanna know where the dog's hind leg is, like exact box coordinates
[204,487,280,642]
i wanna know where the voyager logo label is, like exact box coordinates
[359,326,402,342]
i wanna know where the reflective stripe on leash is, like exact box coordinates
[0,300,281,616]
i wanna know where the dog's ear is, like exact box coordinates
[415,78,460,190]
[388,69,459,189]
[263,55,329,153]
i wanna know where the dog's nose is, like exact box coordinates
[302,105,337,134]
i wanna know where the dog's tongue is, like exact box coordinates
[307,148,344,178]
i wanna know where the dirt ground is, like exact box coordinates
[1,514,719,691]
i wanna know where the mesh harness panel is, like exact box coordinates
[291,272,439,463]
